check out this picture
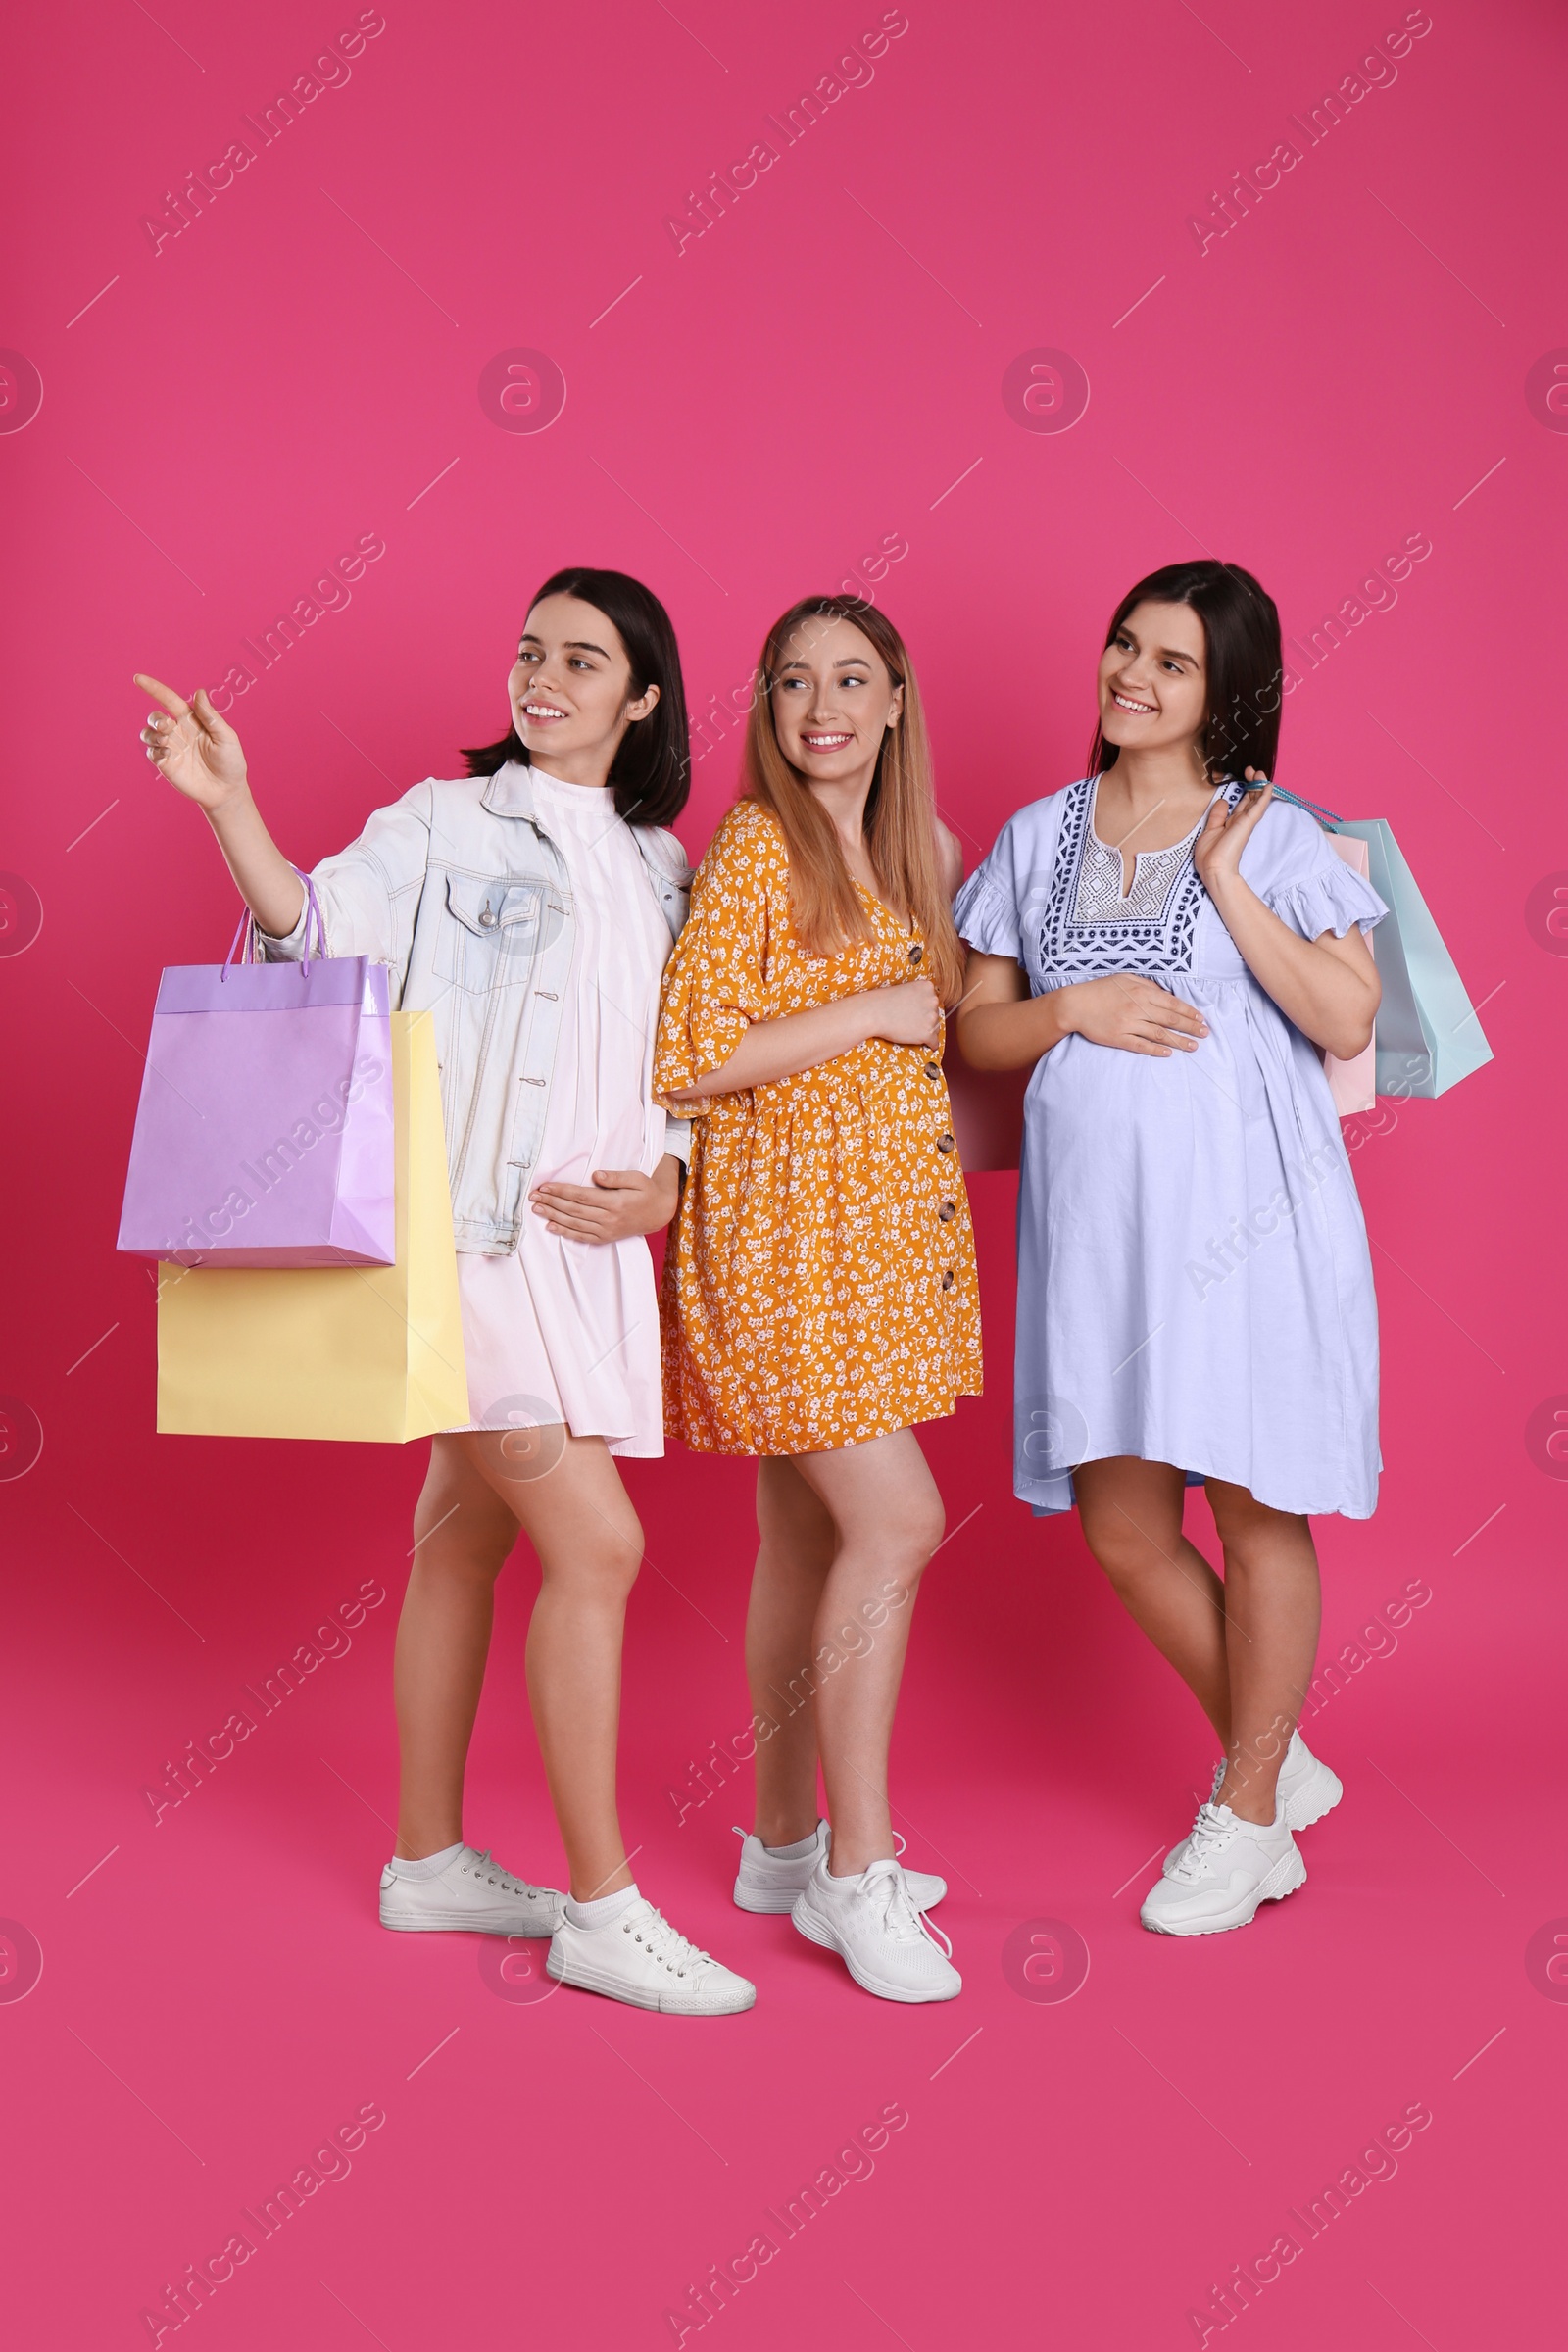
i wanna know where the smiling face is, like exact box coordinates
[1097,599,1210,767]
[507,592,659,775]
[769,614,905,787]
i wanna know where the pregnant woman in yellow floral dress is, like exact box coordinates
[655,595,982,2003]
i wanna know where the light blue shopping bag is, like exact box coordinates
[1272,791,1494,1100]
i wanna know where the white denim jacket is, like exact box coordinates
[262,760,691,1253]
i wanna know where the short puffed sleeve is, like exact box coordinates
[1244,800,1388,941]
[653,803,785,1110]
[954,795,1066,967]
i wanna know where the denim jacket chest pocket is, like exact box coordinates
[264,769,689,1252]
[437,873,567,993]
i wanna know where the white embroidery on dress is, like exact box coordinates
[1031,778,1243,986]
[1071,825,1202,926]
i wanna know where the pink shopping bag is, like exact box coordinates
[117,882,396,1266]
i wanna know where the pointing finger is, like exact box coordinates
[133,674,191,720]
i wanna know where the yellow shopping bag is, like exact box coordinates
[157,1009,469,1441]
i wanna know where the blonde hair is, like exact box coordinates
[741,596,963,1003]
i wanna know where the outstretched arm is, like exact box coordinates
[136,674,305,940]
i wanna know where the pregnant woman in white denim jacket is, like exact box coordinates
[135,567,755,2015]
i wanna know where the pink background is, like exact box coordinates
[3,1,1565,2344]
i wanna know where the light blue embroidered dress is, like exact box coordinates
[955,779,1388,1519]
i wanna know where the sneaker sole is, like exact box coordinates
[791,1894,961,2003]
[544,1948,756,2015]
[1281,1757,1343,1833]
[380,1907,564,1937]
[1141,1846,1307,1937]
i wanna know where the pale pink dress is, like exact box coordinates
[448,768,673,1455]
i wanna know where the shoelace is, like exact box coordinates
[858,1860,954,1960]
[1170,1803,1242,1881]
[464,1848,531,1897]
[620,1904,715,1981]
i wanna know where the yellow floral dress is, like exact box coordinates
[654,800,983,1455]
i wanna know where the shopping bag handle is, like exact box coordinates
[221,868,324,976]
[1249,780,1345,830]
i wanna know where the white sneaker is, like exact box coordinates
[1163,1733,1342,1874]
[547,1897,757,2016]
[1141,1802,1305,1936]
[379,1845,566,1936]
[1278,1731,1343,1830]
[792,1856,961,2003]
[732,1821,947,1915]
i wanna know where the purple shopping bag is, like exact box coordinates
[117,881,396,1267]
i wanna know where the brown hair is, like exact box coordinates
[463,565,690,827]
[741,596,963,1003]
[1086,560,1284,785]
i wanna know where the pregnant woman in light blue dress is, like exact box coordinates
[956,560,1386,1938]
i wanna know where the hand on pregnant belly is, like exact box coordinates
[531,1159,681,1242]
[1060,975,1209,1057]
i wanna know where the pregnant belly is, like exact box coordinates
[1028,1028,1214,1137]
[1024,1003,1337,1266]
[533,1093,660,1189]
[1023,1023,1274,1242]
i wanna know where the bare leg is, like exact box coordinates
[1205,1480,1321,1826]
[514,1436,644,1901]
[394,1428,643,1901]
[394,1437,520,1858]
[1074,1457,1233,1742]
[747,1458,838,1848]
[785,1429,946,1879]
